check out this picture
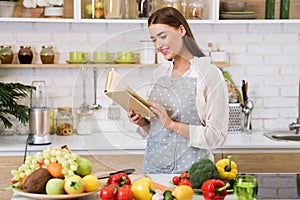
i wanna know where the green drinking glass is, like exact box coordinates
[234,175,258,200]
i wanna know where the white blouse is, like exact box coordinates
[139,57,229,151]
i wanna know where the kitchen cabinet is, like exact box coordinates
[214,153,300,173]
[1,0,300,23]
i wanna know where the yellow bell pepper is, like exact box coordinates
[216,155,238,181]
[172,185,194,200]
[131,177,155,200]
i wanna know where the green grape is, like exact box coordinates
[25,169,32,176]
[70,164,77,171]
[50,157,57,163]
[64,154,70,159]
[62,168,68,175]
[11,170,18,176]
[44,159,49,164]
[19,172,25,179]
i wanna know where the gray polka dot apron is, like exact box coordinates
[142,76,209,174]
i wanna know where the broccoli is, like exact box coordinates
[189,158,220,189]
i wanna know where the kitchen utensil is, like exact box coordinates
[78,67,92,114]
[28,80,51,145]
[241,80,248,106]
[98,168,135,179]
[242,100,253,133]
[92,67,102,110]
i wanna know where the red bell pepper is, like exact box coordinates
[107,172,131,187]
[117,184,134,200]
[201,179,230,200]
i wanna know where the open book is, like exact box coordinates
[104,69,155,118]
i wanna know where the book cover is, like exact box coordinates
[104,70,155,118]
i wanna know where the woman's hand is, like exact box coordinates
[149,102,173,128]
[128,110,149,127]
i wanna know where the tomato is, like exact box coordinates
[172,175,180,185]
[178,178,193,188]
[100,186,117,200]
[38,160,44,166]
[117,185,134,200]
[11,179,17,184]
[180,171,190,180]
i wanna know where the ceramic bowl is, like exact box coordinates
[221,1,247,12]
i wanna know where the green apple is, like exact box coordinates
[95,1,104,9]
[46,178,65,195]
[64,175,85,194]
[85,4,93,15]
[75,156,92,176]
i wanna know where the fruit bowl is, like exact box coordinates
[220,1,247,12]
[13,188,100,200]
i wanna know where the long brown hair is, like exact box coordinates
[148,7,205,57]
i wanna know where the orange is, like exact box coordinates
[21,176,27,187]
[46,162,64,178]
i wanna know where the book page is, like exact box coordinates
[104,70,154,118]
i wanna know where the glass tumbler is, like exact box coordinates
[234,175,258,200]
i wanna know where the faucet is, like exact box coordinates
[289,80,300,134]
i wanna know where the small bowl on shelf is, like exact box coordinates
[220,1,247,12]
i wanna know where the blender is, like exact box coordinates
[28,81,51,145]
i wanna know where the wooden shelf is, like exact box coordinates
[0,62,230,68]
[0,63,159,68]
[0,62,230,69]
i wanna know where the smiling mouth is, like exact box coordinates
[160,49,168,56]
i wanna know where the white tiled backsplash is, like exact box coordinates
[0,22,299,134]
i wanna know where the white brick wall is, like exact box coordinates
[0,22,299,135]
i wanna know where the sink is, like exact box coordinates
[264,130,300,141]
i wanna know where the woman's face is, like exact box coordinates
[149,23,185,61]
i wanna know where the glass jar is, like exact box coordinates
[56,107,74,136]
[162,0,181,12]
[104,0,122,19]
[0,45,13,64]
[137,0,152,18]
[40,45,55,64]
[187,0,205,19]
[18,45,33,64]
[77,113,94,135]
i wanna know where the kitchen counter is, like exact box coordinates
[1,131,300,156]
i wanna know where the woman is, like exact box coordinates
[128,7,229,174]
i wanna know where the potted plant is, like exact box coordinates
[0,82,31,130]
[0,50,32,133]
[0,0,19,17]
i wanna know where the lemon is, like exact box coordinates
[82,174,99,192]
[172,185,194,200]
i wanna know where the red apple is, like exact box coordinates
[64,175,85,194]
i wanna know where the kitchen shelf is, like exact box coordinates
[0,62,229,68]
[0,63,159,68]
[1,0,299,24]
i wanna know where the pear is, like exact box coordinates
[75,156,93,176]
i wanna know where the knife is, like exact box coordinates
[241,80,248,106]
[97,168,135,179]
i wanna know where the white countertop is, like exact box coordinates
[1,130,300,156]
